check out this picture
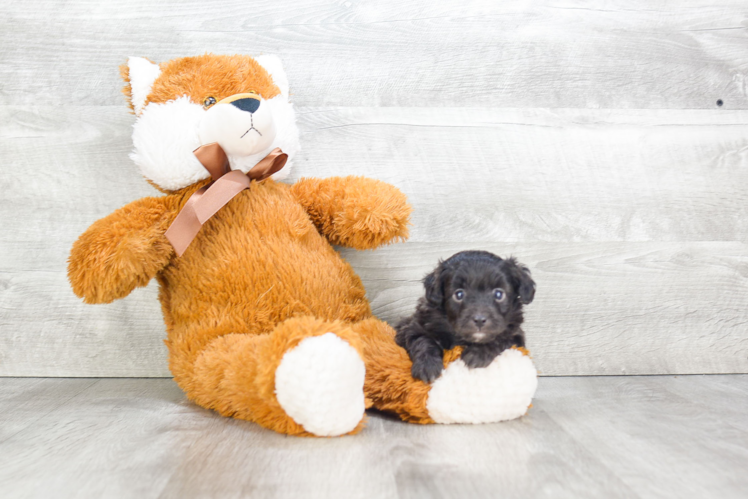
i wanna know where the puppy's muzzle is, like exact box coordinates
[473,314,487,329]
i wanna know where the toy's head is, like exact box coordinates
[121,54,299,192]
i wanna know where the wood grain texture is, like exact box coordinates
[540,376,748,497]
[2,0,748,377]
[1,0,748,109]
[0,378,98,442]
[1,376,747,498]
[299,107,748,243]
[2,105,748,376]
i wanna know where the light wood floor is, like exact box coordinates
[1,375,746,498]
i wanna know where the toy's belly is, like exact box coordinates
[158,182,372,334]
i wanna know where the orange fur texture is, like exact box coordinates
[70,54,532,435]
[69,168,421,434]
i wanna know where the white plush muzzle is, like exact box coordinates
[198,93,277,157]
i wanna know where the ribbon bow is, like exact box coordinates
[165,143,287,256]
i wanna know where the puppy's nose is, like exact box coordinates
[230,97,260,113]
[473,315,487,328]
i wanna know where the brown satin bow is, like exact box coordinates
[165,143,287,256]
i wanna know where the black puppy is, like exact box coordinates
[395,251,535,383]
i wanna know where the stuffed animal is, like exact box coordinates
[68,54,537,436]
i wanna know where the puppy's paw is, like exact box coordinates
[411,356,444,383]
[461,345,503,369]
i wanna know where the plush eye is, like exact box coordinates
[453,289,465,301]
[493,288,506,302]
[203,96,217,108]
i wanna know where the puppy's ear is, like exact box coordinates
[423,266,444,306]
[507,258,536,305]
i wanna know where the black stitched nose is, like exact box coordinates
[231,98,260,113]
[473,315,487,328]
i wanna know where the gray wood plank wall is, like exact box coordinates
[1,0,747,376]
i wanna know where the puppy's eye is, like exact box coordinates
[493,289,506,302]
[453,289,465,301]
[203,96,217,108]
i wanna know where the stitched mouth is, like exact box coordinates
[241,126,262,139]
[240,114,262,139]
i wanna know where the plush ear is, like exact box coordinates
[121,57,161,114]
[507,258,536,305]
[255,54,289,99]
[423,263,446,307]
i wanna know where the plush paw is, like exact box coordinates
[411,355,444,383]
[426,348,538,424]
[274,333,366,436]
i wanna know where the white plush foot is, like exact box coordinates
[274,333,366,436]
[427,348,538,424]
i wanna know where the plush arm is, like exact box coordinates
[290,176,411,250]
[68,196,176,304]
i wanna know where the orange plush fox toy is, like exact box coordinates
[68,54,537,437]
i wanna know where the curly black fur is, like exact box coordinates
[395,250,535,383]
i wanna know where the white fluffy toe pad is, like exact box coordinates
[427,348,538,424]
[274,333,366,436]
